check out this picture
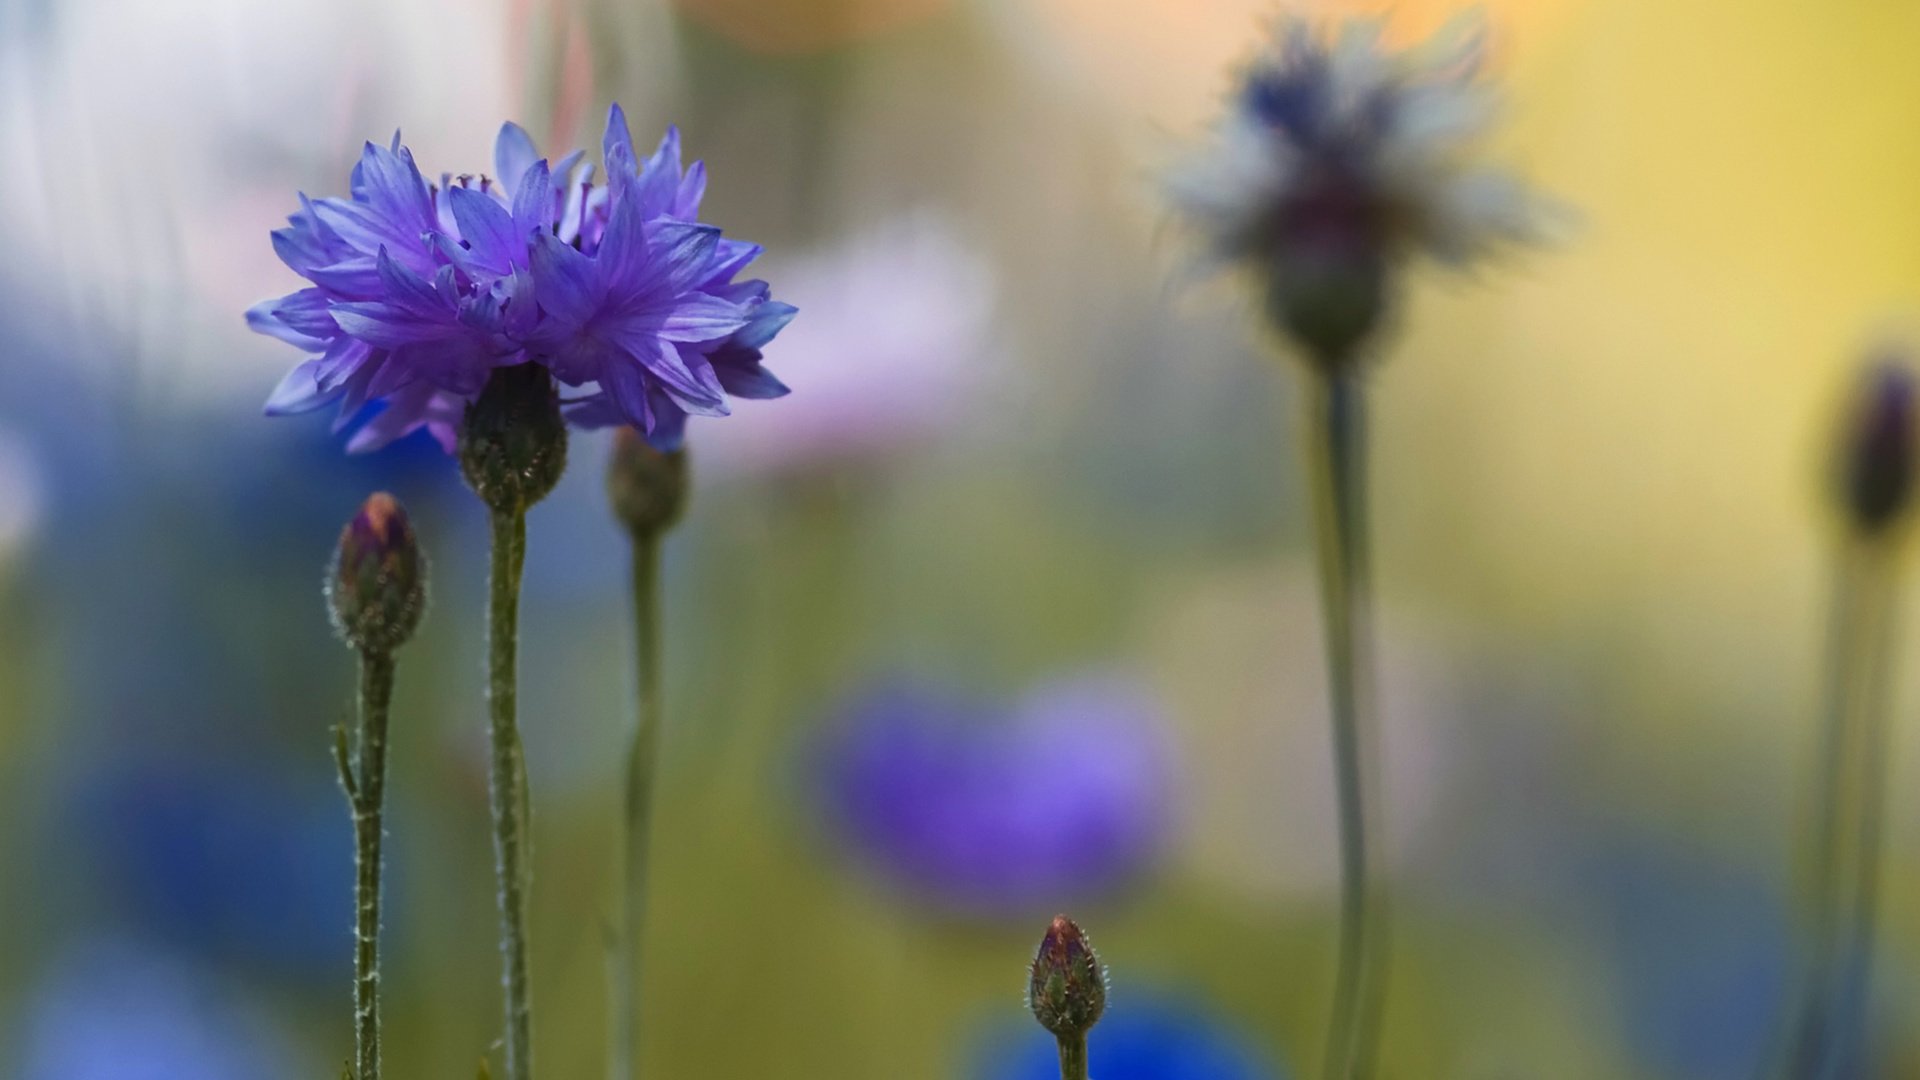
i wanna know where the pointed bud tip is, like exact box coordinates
[328,491,428,653]
[607,427,689,539]
[1028,913,1106,1039]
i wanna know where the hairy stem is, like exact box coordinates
[611,533,665,1080]
[350,649,395,1080]
[1308,367,1386,1080]
[1055,1034,1089,1080]
[488,508,535,1080]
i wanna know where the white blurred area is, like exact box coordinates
[0,0,677,405]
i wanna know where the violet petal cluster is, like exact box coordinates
[250,106,794,453]
[816,673,1173,916]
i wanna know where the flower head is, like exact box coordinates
[1169,14,1551,361]
[251,106,793,453]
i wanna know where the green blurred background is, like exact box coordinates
[2,0,1920,1076]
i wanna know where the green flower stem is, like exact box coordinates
[611,531,665,1080]
[1787,539,1900,1079]
[1055,1033,1089,1080]
[487,507,535,1080]
[1306,365,1386,1080]
[338,648,395,1080]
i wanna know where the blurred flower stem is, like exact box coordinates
[605,432,689,1080]
[1785,359,1914,1079]
[611,528,662,1080]
[1306,366,1385,1080]
[1786,539,1898,1079]
[487,506,536,1080]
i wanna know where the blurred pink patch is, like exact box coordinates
[691,213,1000,480]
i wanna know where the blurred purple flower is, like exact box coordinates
[817,672,1174,916]
[15,938,298,1080]
[251,105,791,453]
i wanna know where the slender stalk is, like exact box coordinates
[1306,366,1386,1080]
[348,649,395,1080]
[487,508,535,1080]
[1055,1033,1089,1080]
[1839,547,1898,1071]
[1787,540,1899,1079]
[611,532,665,1080]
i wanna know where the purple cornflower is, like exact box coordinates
[250,106,793,452]
[816,672,1174,917]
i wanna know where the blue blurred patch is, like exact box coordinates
[68,761,353,979]
[972,996,1280,1080]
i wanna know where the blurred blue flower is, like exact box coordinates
[973,997,1276,1080]
[252,105,792,453]
[67,762,349,978]
[817,672,1173,916]
[14,937,299,1079]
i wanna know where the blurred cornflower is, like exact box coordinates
[1169,14,1555,1077]
[976,996,1275,1080]
[15,937,298,1080]
[1168,13,1551,361]
[251,105,793,452]
[73,762,346,977]
[817,673,1173,917]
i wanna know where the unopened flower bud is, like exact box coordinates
[1840,358,1917,535]
[1028,914,1107,1039]
[458,363,568,514]
[1265,179,1387,367]
[607,428,689,539]
[327,492,427,653]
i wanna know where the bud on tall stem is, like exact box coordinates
[327,492,427,1080]
[1787,353,1918,1079]
[606,428,688,1080]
